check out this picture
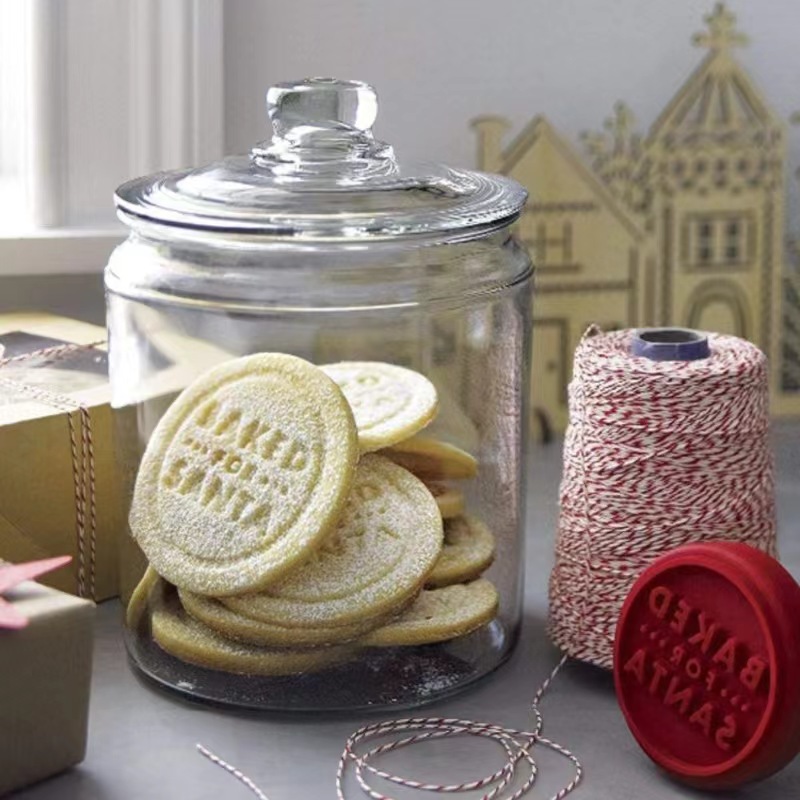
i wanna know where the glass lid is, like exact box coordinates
[114,78,527,241]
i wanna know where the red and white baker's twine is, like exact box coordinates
[196,326,773,797]
[197,655,581,800]
[0,340,104,600]
[549,326,776,669]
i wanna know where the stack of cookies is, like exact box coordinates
[127,355,499,676]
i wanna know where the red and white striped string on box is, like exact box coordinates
[549,327,777,669]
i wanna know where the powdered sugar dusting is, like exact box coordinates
[321,361,438,452]
[129,353,358,596]
[223,454,443,627]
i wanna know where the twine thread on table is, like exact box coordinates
[549,327,776,670]
[195,325,585,798]
[197,655,582,800]
[0,340,105,600]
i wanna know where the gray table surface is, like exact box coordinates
[14,430,800,800]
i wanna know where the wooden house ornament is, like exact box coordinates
[474,3,800,437]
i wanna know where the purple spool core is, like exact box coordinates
[631,328,710,362]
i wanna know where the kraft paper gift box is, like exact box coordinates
[0,313,122,601]
[0,579,94,795]
[105,305,235,603]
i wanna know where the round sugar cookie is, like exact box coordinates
[427,516,496,588]
[426,482,465,519]
[129,353,359,596]
[320,362,438,452]
[361,579,499,647]
[150,580,356,676]
[223,454,443,628]
[179,588,389,647]
[383,436,478,481]
[126,565,159,629]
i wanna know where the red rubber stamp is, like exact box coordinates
[614,542,800,789]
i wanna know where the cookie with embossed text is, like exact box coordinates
[223,455,443,628]
[321,362,438,452]
[129,353,359,596]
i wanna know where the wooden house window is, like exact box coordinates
[529,221,573,267]
[686,216,749,268]
[697,221,714,264]
[724,220,741,262]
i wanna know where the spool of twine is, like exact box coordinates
[549,327,777,669]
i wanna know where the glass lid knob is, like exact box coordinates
[267,78,378,139]
[252,77,397,181]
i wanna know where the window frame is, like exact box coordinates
[682,212,753,270]
[0,1,27,230]
[0,0,223,276]
[724,219,742,262]
[696,220,714,264]
[525,218,575,269]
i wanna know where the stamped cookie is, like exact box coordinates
[320,362,438,452]
[383,436,478,481]
[223,454,443,628]
[150,580,357,676]
[129,353,359,596]
[427,516,496,588]
[426,482,465,520]
[361,579,499,647]
[179,588,389,647]
[126,565,159,629]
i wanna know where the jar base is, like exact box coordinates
[124,619,518,713]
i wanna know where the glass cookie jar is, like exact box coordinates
[107,78,533,711]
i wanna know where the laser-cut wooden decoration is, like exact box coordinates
[473,3,800,437]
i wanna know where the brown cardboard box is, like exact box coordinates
[0,580,94,795]
[102,309,234,603]
[0,313,122,600]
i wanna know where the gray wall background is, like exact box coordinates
[224,0,800,220]
[0,275,104,324]
[3,0,799,323]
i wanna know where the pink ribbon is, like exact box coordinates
[0,556,72,629]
